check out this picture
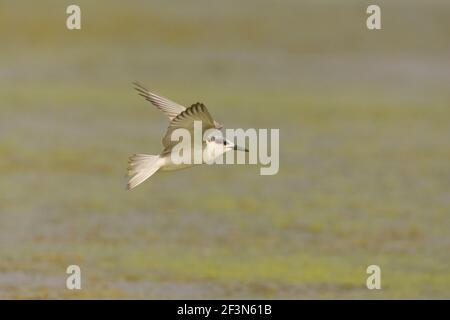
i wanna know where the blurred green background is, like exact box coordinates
[0,0,449,299]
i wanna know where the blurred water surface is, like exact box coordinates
[0,0,449,298]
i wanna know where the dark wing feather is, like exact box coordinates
[161,103,217,154]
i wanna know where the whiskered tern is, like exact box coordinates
[127,83,248,190]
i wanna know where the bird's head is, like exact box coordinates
[206,135,248,154]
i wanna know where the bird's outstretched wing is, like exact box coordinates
[133,82,186,121]
[161,103,217,154]
[133,82,223,129]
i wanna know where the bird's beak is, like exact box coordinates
[233,145,249,152]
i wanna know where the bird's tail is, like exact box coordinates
[127,154,161,190]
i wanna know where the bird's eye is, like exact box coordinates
[223,141,227,145]
[210,136,215,142]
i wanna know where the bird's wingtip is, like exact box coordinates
[132,81,147,90]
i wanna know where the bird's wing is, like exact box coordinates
[161,102,216,153]
[133,82,223,129]
[133,82,186,120]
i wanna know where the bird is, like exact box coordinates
[127,82,248,190]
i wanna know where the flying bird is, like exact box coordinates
[127,83,248,190]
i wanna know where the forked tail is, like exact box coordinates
[127,154,161,190]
